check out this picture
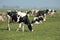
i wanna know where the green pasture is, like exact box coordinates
[0,9,60,40]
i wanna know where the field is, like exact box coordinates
[0,9,60,40]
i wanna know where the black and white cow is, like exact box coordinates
[7,10,17,31]
[16,11,33,32]
[50,9,56,16]
[7,10,33,32]
[31,9,50,25]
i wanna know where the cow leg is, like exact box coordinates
[7,15,11,31]
[22,23,24,32]
[43,14,46,21]
[16,23,22,31]
[7,23,10,31]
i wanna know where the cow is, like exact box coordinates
[17,11,33,32]
[31,9,51,25]
[50,9,56,16]
[7,10,33,32]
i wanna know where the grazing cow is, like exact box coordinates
[17,11,33,32]
[31,16,43,25]
[31,9,50,25]
[7,10,33,32]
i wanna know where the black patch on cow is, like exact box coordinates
[7,11,17,22]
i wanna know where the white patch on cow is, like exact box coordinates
[17,11,27,22]
[35,10,39,13]
[43,18,46,21]
[39,16,43,18]
[31,24,33,26]
[34,17,38,20]
[35,21,39,24]
[48,9,52,14]
[17,11,26,17]
[49,9,51,12]
[51,12,54,15]
[43,14,46,21]
[51,10,55,15]
[17,15,20,22]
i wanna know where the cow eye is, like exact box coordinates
[18,15,20,17]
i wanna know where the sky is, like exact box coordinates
[0,0,60,9]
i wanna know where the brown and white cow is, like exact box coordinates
[26,9,39,16]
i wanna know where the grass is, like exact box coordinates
[0,9,60,40]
